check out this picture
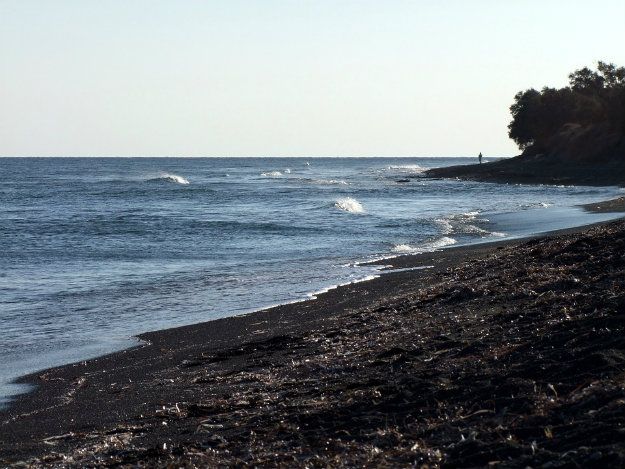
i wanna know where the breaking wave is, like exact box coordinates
[386,164,426,173]
[334,197,364,214]
[391,244,415,253]
[391,236,457,254]
[292,177,348,186]
[428,236,458,249]
[148,173,190,185]
[310,178,348,186]
[434,211,505,238]
[520,202,554,209]
[435,218,454,235]
[261,171,283,178]
[463,224,490,235]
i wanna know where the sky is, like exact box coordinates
[1,1,624,157]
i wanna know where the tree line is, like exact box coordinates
[508,62,625,154]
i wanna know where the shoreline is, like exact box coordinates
[4,203,623,404]
[424,157,625,187]
[2,204,624,464]
[3,204,624,396]
[1,198,619,409]
[580,196,625,213]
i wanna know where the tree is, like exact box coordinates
[507,89,541,150]
[508,61,625,154]
[597,61,625,87]
[568,67,604,93]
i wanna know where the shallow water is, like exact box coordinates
[0,157,622,406]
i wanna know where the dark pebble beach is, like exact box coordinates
[2,212,625,467]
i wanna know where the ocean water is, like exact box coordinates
[0,157,622,406]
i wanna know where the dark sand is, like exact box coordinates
[2,216,625,467]
[581,196,625,213]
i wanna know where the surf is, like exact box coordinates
[147,173,190,185]
[334,197,364,214]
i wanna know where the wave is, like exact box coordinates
[519,202,554,209]
[429,236,458,249]
[434,218,454,234]
[463,224,490,235]
[291,177,348,186]
[334,197,364,214]
[386,164,426,174]
[147,173,190,185]
[391,236,457,254]
[310,178,348,186]
[434,211,505,238]
[306,274,379,300]
[434,212,479,234]
[391,244,415,253]
[261,171,282,178]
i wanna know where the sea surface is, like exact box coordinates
[1,157,623,406]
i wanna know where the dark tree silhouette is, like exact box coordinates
[508,62,625,157]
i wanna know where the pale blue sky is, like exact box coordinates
[1,1,624,156]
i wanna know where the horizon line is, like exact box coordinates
[0,154,513,158]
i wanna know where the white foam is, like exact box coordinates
[446,211,480,221]
[312,179,349,185]
[306,274,379,300]
[428,236,457,249]
[334,197,364,214]
[462,225,506,238]
[463,224,490,235]
[520,202,554,209]
[355,254,399,265]
[387,164,426,173]
[284,168,291,174]
[261,171,282,178]
[434,218,454,234]
[435,210,503,237]
[154,173,190,185]
[391,236,457,255]
[392,244,415,253]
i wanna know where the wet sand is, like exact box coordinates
[2,217,625,467]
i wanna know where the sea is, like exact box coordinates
[1,157,623,406]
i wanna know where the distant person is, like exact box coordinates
[478,152,483,164]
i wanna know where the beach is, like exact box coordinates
[5,156,621,407]
[2,208,624,466]
[3,2,625,466]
